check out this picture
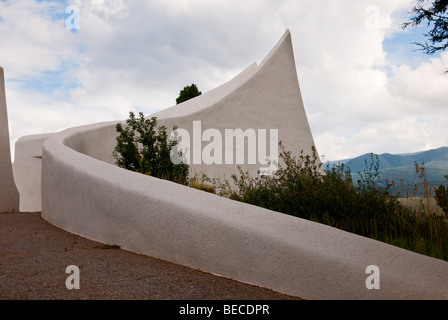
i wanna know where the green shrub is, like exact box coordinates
[176,83,202,104]
[434,178,448,214]
[113,111,189,185]
[211,143,448,261]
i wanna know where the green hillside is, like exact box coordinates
[327,147,448,196]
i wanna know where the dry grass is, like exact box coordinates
[398,197,445,215]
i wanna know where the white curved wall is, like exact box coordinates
[41,122,448,299]
[153,30,320,181]
[12,30,448,299]
[13,133,55,212]
[14,30,318,212]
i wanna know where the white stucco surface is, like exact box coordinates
[14,30,319,211]
[40,121,448,299]
[11,31,448,299]
[0,66,19,213]
[13,133,55,212]
[153,30,319,180]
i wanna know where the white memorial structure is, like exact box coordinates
[0,67,20,213]
[4,30,448,299]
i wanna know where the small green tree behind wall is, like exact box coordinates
[176,83,202,104]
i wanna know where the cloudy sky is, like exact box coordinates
[1,0,447,161]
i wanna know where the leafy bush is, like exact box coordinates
[113,111,189,185]
[435,177,448,214]
[211,143,448,261]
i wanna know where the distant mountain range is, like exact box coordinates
[326,146,448,196]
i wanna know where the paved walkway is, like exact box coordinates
[0,212,300,300]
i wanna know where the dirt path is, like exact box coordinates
[0,212,301,300]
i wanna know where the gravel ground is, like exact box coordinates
[0,212,301,300]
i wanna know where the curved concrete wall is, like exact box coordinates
[13,122,119,212]
[154,30,319,180]
[41,122,448,299]
[14,30,319,212]
[12,30,448,299]
[13,133,55,212]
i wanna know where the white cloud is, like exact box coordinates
[0,0,80,78]
[387,52,448,110]
[283,0,448,160]
[1,0,448,162]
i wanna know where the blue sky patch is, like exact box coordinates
[383,24,443,69]
[13,61,81,98]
